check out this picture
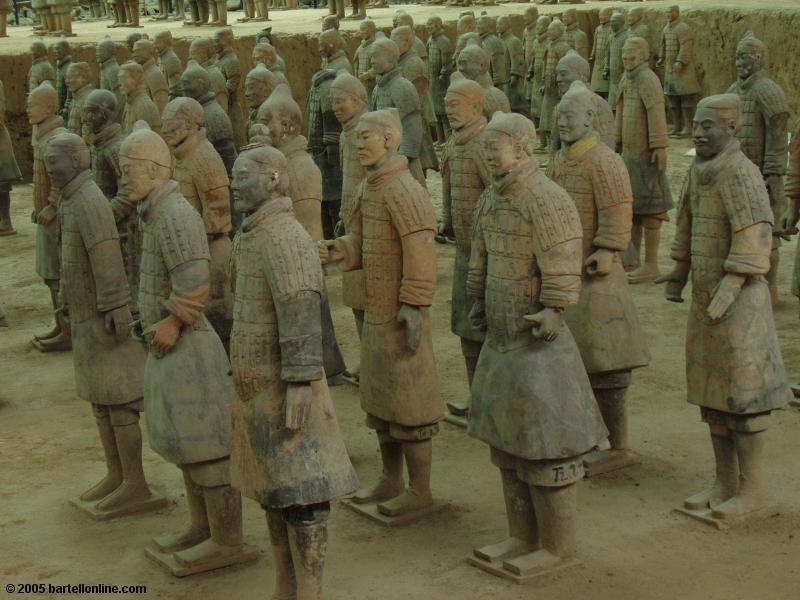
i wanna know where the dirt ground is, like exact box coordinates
[2,129,800,599]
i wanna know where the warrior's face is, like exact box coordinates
[524,9,537,27]
[245,78,268,109]
[355,121,389,168]
[258,106,292,147]
[82,100,109,135]
[668,7,680,23]
[119,156,158,202]
[65,67,86,94]
[44,144,80,189]
[599,9,612,25]
[27,94,52,125]
[548,23,564,42]
[692,106,733,160]
[445,93,480,131]
[426,18,441,37]
[557,99,593,144]
[621,42,646,72]
[231,156,268,215]
[96,43,113,64]
[330,90,363,125]
[370,46,395,76]
[180,74,203,100]
[161,117,192,150]
[556,64,581,96]
[118,70,138,95]
[457,51,485,80]
[610,14,624,34]
[483,130,523,178]
[360,22,374,42]
[735,47,761,80]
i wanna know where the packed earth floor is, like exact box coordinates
[2,3,800,600]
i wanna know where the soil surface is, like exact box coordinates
[2,131,800,599]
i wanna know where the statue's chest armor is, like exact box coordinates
[736,92,766,168]
[138,223,172,330]
[664,30,680,62]
[361,191,403,323]
[60,201,96,323]
[558,166,597,260]
[689,173,732,295]
[449,145,486,246]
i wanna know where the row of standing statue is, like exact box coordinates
[0,4,798,596]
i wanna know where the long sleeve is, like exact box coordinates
[724,222,772,275]
[645,97,669,150]
[669,177,692,268]
[399,230,436,306]
[338,187,364,272]
[536,237,583,308]
[761,106,789,176]
[786,121,800,200]
[399,110,423,159]
[164,260,210,325]
[466,204,488,301]
[676,29,693,66]
[440,142,453,230]
[590,152,633,251]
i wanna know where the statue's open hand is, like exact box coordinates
[707,273,745,320]
[284,383,313,431]
[36,205,58,226]
[524,307,562,342]
[317,239,344,265]
[651,148,667,173]
[104,305,133,343]
[150,316,182,354]
[585,248,615,277]
[468,300,486,331]
[397,304,422,353]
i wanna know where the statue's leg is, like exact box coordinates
[446,337,481,416]
[286,504,330,599]
[351,420,404,504]
[627,215,663,283]
[377,424,435,517]
[152,468,211,551]
[684,413,739,511]
[80,405,123,502]
[265,509,297,600]
[174,482,244,566]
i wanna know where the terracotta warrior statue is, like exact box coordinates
[476,15,507,91]
[320,109,441,520]
[132,39,170,116]
[627,6,649,41]
[125,32,146,54]
[726,32,789,303]
[658,6,701,138]
[550,52,614,156]
[355,19,379,97]
[539,19,570,151]
[65,62,94,140]
[395,11,428,63]
[83,89,140,307]
[319,29,352,74]
[185,0,209,26]
[43,131,160,516]
[161,97,234,350]
[786,123,800,336]
[426,15,454,144]
[658,94,791,524]
[121,123,246,573]
[228,143,358,600]
[561,8,588,60]
[496,16,526,117]
[0,80,20,236]
[154,31,183,100]
[97,39,124,123]
[28,83,70,352]
[547,82,650,476]
[370,39,426,188]
[329,72,368,380]
[257,84,347,381]
[605,12,629,111]
[466,112,607,580]
[29,39,56,92]
[53,39,73,120]
[521,7,539,115]
[208,0,227,26]
[50,0,74,36]
[252,42,288,83]
[456,46,511,121]
[525,15,550,129]
[616,37,672,284]
[439,78,490,418]
[119,62,162,135]
[214,28,246,150]
[180,63,238,180]
[453,13,477,65]
[189,38,229,112]
[590,7,613,99]
[244,66,277,138]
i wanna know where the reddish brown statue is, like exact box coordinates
[133,39,170,116]
[97,39,124,123]
[320,109,442,522]
[467,113,607,582]
[658,5,701,138]
[548,82,650,476]
[539,19,570,151]
[120,62,162,135]
[440,79,490,419]
[526,15,550,128]
[120,124,253,575]
[244,66,278,138]
[590,7,613,99]
[28,83,71,352]
[616,37,672,284]
[659,94,791,526]
[456,45,511,121]
[319,29,353,74]
[154,31,183,100]
[0,79,21,236]
[605,12,629,111]
[214,28,246,150]
[44,131,164,519]
[229,144,358,600]
[726,32,789,303]
[355,19,379,97]
[426,15,454,144]
[189,38,230,112]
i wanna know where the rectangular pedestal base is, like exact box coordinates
[341,498,445,527]
[443,413,468,428]
[144,543,259,578]
[468,553,581,584]
[69,491,168,521]
[583,449,640,478]
[673,505,779,530]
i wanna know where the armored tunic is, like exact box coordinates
[33,115,67,281]
[229,197,359,508]
[564,22,589,60]
[442,116,491,343]
[217,47,246,150]
[398,50,438,172]
[99,58,124,123]
[466,159,607,460]
[307,69,343,204]
[547,135,650,375]
[0,81,21,186]
[66,83,93,139]
[90,122,140,311]
[529,31,549,119]
[355,37,376,96]
[122,86,162,135]
[540,38,570,132]
[198,92,237,178]
[339,112,367,312]
[501,29,527,112]
[158,47,183,98]
[58,170,146,406]
[660,19,701,97]
[141,59,169,116]
[370,67,425,186]
[172,128,233,342]
[29,56,56,91]
[726,70,789,178]
[590,22,612,94]
[606,29,629,109]
[203,59,229,113]
[339,156,441,427]
[670,140,791,414]
[616,63,673,216]
[629,22,649,42]
[427,31,454,118]
[480,31,508,88]
[138,180,233,466]
[56,56,72,119]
